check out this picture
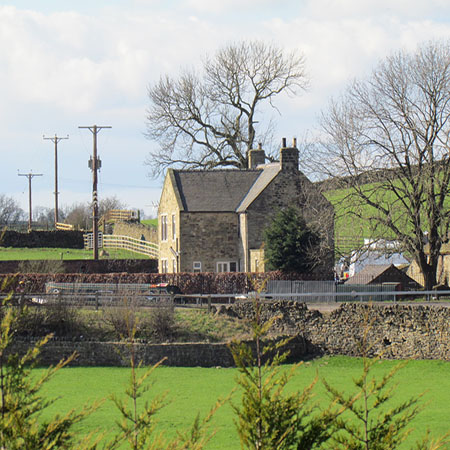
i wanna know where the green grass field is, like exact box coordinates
[38,357,450,449]
[141,218,158,228]
[0,247,149,260]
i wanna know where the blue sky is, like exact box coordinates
[2,0,450,217]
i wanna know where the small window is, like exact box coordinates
[172,258,177,273]
[217,261,238,273]
[193,261,202,273]
[160,215,167,241]
[161,259,168,273]
[172,214,176,240]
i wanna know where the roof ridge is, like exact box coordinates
[173,168,262,173]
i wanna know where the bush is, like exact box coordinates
[0,230,84,248]
[17,303,83,339]
[148,305,177,342]
[17,259,66,274]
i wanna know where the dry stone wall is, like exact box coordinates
[217,301,450,360]
[10,337,306,367]
[9,302,450,367]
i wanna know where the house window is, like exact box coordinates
[161,215,167,241]
[161,259,168,273]
[216,261,237,273]
[172,258,177,273]
[193,261,202,273]
[172,214,176,240]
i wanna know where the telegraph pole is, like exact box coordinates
[18,172,43,232]
[43,133,69,226]
[78,125,111,260]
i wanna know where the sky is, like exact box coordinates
[2,0,450,219]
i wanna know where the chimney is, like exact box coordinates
[248,143,266,169]
[280,137,299,172]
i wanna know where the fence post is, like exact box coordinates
[208,295,211,313]
[95,292,99,311]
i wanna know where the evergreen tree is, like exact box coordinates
[229,296,335,449]
[264,207,319,272]
[0,281,96,450]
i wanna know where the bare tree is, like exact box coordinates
[0,194,24,225]
[64,196,127,230]
[315,41,450,290]
[145,40,307,175]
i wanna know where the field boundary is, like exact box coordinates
[84,233,159,258]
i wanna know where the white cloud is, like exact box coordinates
[2,1,450,213]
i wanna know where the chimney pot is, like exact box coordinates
[282,137,287,148]
[293,137,297,147]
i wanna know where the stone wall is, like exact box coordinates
[113,221,158,244]
[245,171,334,276]
[216,301,450,361]
[158,170,181,273]
[9,302,450,367]
[180,212,239,273]
[11,337,305,367]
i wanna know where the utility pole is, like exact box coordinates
[43,133,69,226]
[78,125,111,260]
[18,171,43,232]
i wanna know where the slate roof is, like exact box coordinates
[345,264,419,287]
[236,164,280,212]
[172,169,261,212]
[345,264,392,285]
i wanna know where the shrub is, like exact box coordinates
[0,283,95,449]
[17,259,66,274]
[229,297,335,449]
[16,302,83,339]
[148,305,177,342]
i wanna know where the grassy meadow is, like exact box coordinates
[0,247,149,260]
[38,357,450,449]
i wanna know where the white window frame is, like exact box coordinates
[216,261,237,273]
[193,261,202,273]
[216,262,227,273]
[160,215,168,242]
[161,258,168,273]
[172,257,177,273]
[172,214,176,240]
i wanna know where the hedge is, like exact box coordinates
[1,271,327,294]
[0,230,84,249]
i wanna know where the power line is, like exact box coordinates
[43,133,69,226]
[18,171,43,232]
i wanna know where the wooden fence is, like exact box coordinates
[55,222,74,231]
[103,234,158,258]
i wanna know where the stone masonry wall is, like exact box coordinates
[217,301,450,361]
[158,170,181,273]
[180,212,239,273]
[113,221,158,244]
[10,337,305,368]
[246,171,334,276]
[9,302,450,367]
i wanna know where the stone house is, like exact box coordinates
[157,138,334,274]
